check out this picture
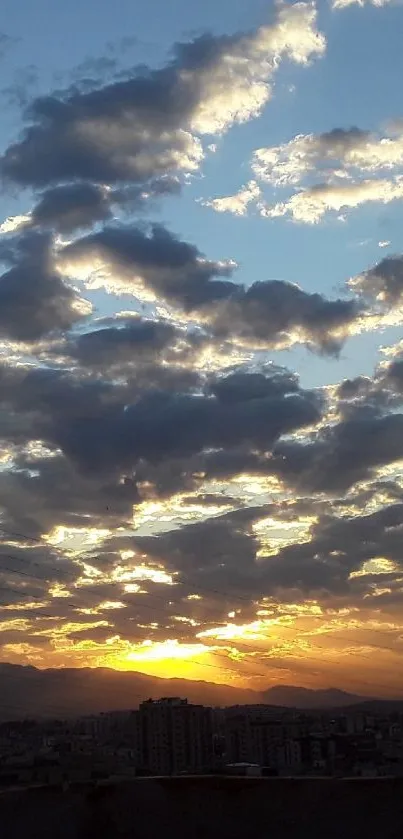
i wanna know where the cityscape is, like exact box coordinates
[1,696,403,788]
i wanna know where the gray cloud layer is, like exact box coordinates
[0,231,89,340]
[62,223,361,353]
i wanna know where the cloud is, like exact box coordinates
[60,223,237,307]
[1,178,181,237]
[332,0,392,8]
[0,4,324,190]
[256,499,403,597]
[30,183,114,233]
[61,316,207,381]
[0,231,91,341]
[52,377,320,476]
[0,450,140,537]
[67,318,177,366]
[252,126,403,186]
[209,279,360,353]
[0,539,80,591]
[202,121,403,220]
[262,177,403,223]
[0,361,127,454]
[134,507,265,597]
[202,180,261,216]
[209,124,403,224]
[207,369,300,402]
[128,490,403,603]
[0,214,31,234]
[349,255,403,307]
[382,357,403,393]
[0,355,320,482]
[62,224,360,353]
[272,412,403,492]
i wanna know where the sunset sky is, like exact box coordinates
[0,0,403,700]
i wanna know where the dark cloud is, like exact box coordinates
[27,176,181,234]
[336,376,371,401]
[0,231,89,341]
[0,547,249,645]
[0,31,207,188]
[0,6,323,189]
[131,492,403,603]
[61,223,236,309]
[207,369,299,402]
[319,126,369,154]
[2,7,403,673]
[335,358,403,422]
[0,67,199,187]
[5,349,403,553]
[0,541,79,588]
[30,183,114,233]
[63,224,360,353]
[51,319,204,390]
[60,316,208,385]
[0,451,139,537]
[0,359,319,533]
[191,448,270,483]
[210,280,359,354]
[125,364,202,396]
[272,412,403,493]
[259,501,403,598]
[352,255,403,307]
[310,501,403,565]
[54,384,320,475]
[381,357,403,394]
[134,506,264,596]
[67,318,178,369]
[0,362,121,424]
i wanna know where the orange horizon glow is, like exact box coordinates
[2,491,403,700]
[2,604,403,698]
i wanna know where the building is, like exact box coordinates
[224,708,283,767]
[139,697,213,775]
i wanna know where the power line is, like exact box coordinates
[0,561,388,682]
[0,562,274,682]
[0,524,255,606]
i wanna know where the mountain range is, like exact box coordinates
[1,663,400,720]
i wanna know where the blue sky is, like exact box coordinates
[1,1,403,696]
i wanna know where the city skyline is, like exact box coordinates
[1,691,403,784]
[1,0,403,699]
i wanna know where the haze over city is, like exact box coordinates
[1,0,403,704]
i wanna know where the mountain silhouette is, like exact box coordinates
[261,685,374,708]
[0,663,395,719]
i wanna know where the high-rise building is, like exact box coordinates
[224,707,283,766]
[139,698,213,775]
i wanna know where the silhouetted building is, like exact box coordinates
[139,697,213,775]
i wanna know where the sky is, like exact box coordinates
[0,0,403,700]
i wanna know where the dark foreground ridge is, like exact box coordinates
[1,777,403,839]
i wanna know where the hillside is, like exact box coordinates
[0,663,260,719]
[1,663,400,719]
[262,685,375,709]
